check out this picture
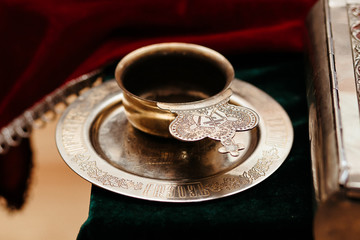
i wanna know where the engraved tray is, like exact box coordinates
[56,79,293,202]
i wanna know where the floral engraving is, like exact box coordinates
[61,81,143,191]
[204,148,279,192]
[71,153,143,190]
[160,97,259,157]
[348,5,360,104]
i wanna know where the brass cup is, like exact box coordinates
[115,42,234,137]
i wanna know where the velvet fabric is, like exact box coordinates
[0,0,316,219]
[77,53,315,239]
[0,0,316,129]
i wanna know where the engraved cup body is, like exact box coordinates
[115,42,234,137]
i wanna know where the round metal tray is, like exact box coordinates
[56,79,293,202]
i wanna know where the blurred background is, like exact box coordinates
[0,116,91,240]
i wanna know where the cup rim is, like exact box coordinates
[114,42,234,105]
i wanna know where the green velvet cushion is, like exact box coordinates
[77,53,314,240]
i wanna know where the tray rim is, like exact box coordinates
[56,79,294,202]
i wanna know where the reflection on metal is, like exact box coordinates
[56,79,293,202]
[114,43,259,157]
[307,0,360,238]
[307,0,360,202]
